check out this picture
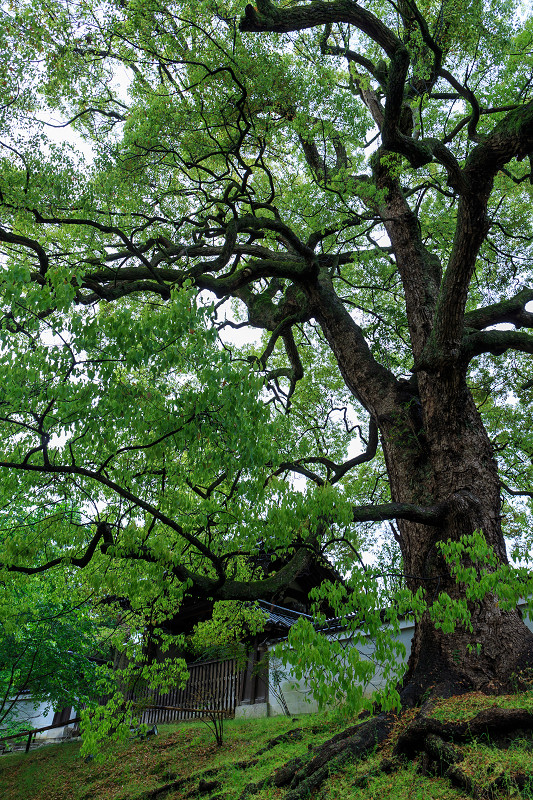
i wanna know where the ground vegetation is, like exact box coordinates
[2,699,533,799]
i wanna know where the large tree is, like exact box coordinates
[1,0,533,726]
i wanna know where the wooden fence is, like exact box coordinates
[129,657,245,725]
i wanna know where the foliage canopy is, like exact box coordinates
[1,0,533,722]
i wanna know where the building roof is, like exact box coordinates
[256,599,313,630]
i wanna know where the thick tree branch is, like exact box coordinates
[439,67,481,142]
[0,521,111,575]
[298,122,349,185]
[319,26,386,127]
[352,501,445,525]
[465,102,533,177]
[31,211,170,289]
[501,481,533,499]
[308,270,398,414]
[373,159,442,359]
[464,288,533,331]
[239,0,401,57]
[270,418,379,486]
[0,461,323,602]
[0,459,226,584]
[426,102,533,366]
[81,251,315,303]
[320,35,385,86]
[211,543,318,601]
[461,329,533,362]
[0,227,49,276]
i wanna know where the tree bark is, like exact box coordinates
[396,373,533,703]
[307,263,533,704]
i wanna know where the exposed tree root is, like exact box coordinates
[349,756,399,790]
[187,778,222,797]
[290,714,393,799]
[140,776,189,799]
[237,697,533,800]
[394,705,533,798]
[394,706,533,757]
[271,714,394,800]
[415,732,530,798]
[237,716,394,800]
[256,728,303,754]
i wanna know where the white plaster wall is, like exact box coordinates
[523,608,533,635]
[266,602,533,717]
[3,700,76,739]
[6,699,54,731]
[267,619,415,717]
[269,677,318,716]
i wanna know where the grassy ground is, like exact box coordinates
[1,694,533,800]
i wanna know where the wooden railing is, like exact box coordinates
[0,717,80,754]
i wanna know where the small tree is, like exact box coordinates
[0,580,106,736]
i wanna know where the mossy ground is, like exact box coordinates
[1,693,533,800]
[430,689,533,722]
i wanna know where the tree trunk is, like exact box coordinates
[387,371,533,703]
[310,274,533,704]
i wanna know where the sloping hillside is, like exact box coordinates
[2,694,533,800]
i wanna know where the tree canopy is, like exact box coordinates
[1,0,533,724]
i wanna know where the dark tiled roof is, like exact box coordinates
[257,599,313,630]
